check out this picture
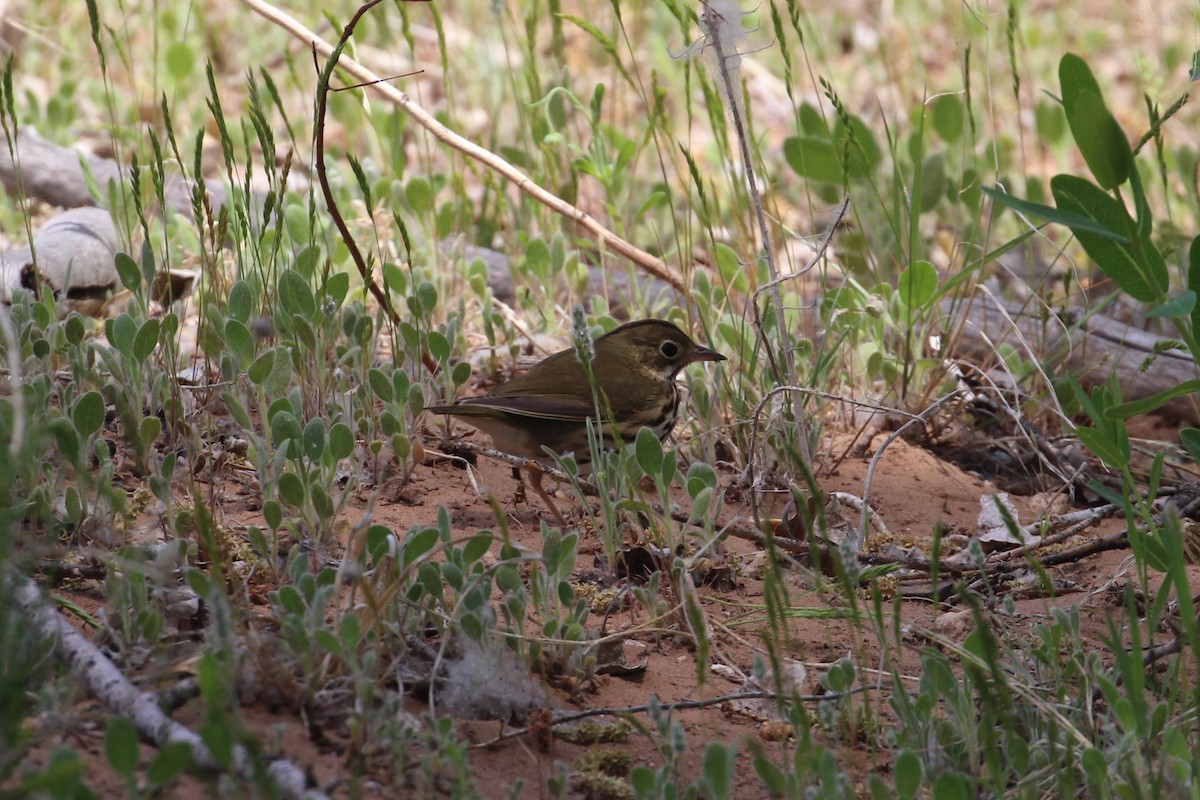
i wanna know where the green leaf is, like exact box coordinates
[147,741,192,786]
[783,135,844,184]
[50,417,80,463]
[263,500,283,531]
[115,252,141,291]
[834,114,882,178]
[416,281,438,314]
[278,471,306,507]
[932,771,972,800]
[247,349,274,385]
[525,238,551,277]
[634,427,664,477]
[898,260,938,309]
[368,367,393,401]
[1059,53,1103,113]
[133,318,160,363]
[165,41,195,81]
[428,331,451,364]
[406,176,433,213]
[270,410,303,453]
[931,94,963,143]
[224,319,254,368]
[228,280,253,323]
[1059,54,1131,189]
[324,271,350,308]
[1180,428,1200,464]
[1104,380,1200,419]
[1035,98,1067,142]
[463,532,493,564]
[302,418,326,462]
[72,390,105,438]
[919,153,946,212]
[1068,90,1132,189]
[278,269,315,318]
[107,313,138,356]
[712,242,750,293]
[140,415,161,448]
[104,716,139,776]
[266,346,293,396]
[1050,174,1168,302]
[328,422,354,460]
[312,484,333,519]
[894,749,923,799]
[982,186,1127,241]
[701,743,734,798]
[403,528,439,569]
[1081,747,1109,796]
[1145,291,1195,319]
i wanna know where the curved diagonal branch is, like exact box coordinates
[242,0,686,293]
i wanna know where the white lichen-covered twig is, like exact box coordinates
[8,570,328,800]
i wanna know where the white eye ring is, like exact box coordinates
[660,340,680,358]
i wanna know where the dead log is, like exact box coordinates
[946,294,1200,426]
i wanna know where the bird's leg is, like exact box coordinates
[510,466,528,506]
[524,462,569,529]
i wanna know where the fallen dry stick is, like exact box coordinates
[8,570,328,800]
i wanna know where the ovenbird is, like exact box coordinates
[427,319,725,518]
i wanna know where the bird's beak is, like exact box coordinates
[688,345,726,364]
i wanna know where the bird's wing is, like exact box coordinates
[452,393,596,422]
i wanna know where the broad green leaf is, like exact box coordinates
[1180,428,1200,464]
[115,252,140,291]
[783,135,845,184]
[165,41,195,81]
[919,153,946,213]
[1051,175,1168,302]
[72,390,105,438]
[1145,291,1195,319]
[833,114,882,178]
[324,271,349,308]
[133,318,160,363]
[224,319,254,368]
[247,349,274,385]
[635,426,664,477]
[368,367,393,401]
[1068,90,1131,189]
[278,269,314,318]
[1035,98,1067,142]
[1104,380,1200,419]
[1059,54,1131,189]
[328,422,354,460]
[302,418,326,462]
[931,94,963,143]
[107,313,137,356]
[270,410,303,453]
[895,749,923,799]
[278,471,306,507]
[104,716,139,777]
[982,186,1127,241]
[403,528,439,569]
[1059,53,1103,113]
[898,260,938,309]
[463,532,493,564]
[227,280,253,322]
[406,176,433,213]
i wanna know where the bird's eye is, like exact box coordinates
[659,340,680,359]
